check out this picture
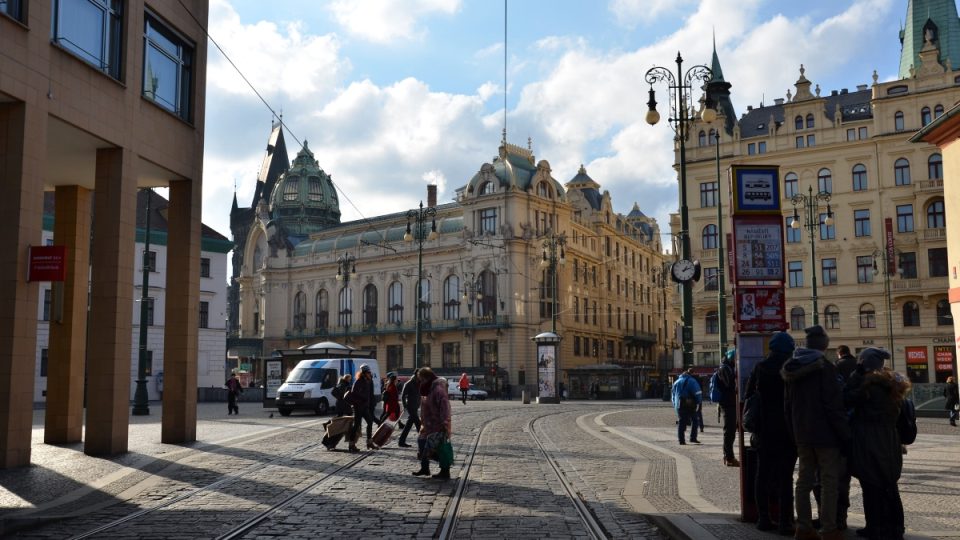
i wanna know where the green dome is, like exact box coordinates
[269,141,341,236]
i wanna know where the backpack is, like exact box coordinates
[709,368,726,403]
[897,398,918,445]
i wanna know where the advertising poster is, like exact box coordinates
[934,345,955,378]
[733,216,785,281]
[731,165,781,214]
[265,359,283,399]
[537,344,556,398]
[734,286,787,332]
[905,346,929,383]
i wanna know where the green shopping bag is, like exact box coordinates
[438,439,454,468]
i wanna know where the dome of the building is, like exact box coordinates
[465,142,566,200]
[269,141,341,237]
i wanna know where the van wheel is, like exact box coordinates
[278,408,292,417]
[315,398,330,416]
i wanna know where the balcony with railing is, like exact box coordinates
[923,227,946,241]
[915,178,944,193]
[284,315,511,340]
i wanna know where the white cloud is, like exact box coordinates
[329,0,461,44]
[609,0,698,27]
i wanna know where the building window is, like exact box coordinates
[795,136,804,149]
[894,111,905,132]
[784,172,798,198]
[818,168,833,194]
[859,304,876,329]
[824,305,840,330]
[441,342,461,368]
[790,306,806,330]
[199,301,209,329]
[902,301,921,327]
[702,224,718,250]
[806,114,815,128]
[362,284,378,326]
[795,116,804,130]
[315,290,329,329]
[896,205,914,233]
[822,258,838,285]
[282,180,299,201]
[747,142,756,155]
[478,208,497,235]
[417,279,430,322]
[479,340,498,368]
[807,134,815,147]
[592,301,597,325]
[786,216,801,243]
[443,275,460,320]
[42,289,52,322]
[900,252,917,279]
[477,270,497,317]
[929,247,948,277]
[857,256,874,283]
[1,0,24,21]
[854,209,871,237]
[388,281,403,323]
[921,106,932,126]
[540,267,556,320]
[200,257,210,278]
[52,0,123,80]
[928,153,943,179]
[338,287,352,328]
[292,291,306,330]
[699,131,707,146]
[937,299,951,325]
[573,336,581,356]
[144,250,157,272]
[145,297,155,326]
[40,348,48,378]
[479,181,495,195]
[143,11,194,121]
[819,213,835,240]
[758,141,767,153]
[386,345,403,372]
[859,127,868,139]
[852,164,868,191]
[935,104,945,118]
[894,158,911,185]
[927,200,946,228]
[700,181,718,207]
[704,267,719,291]
[705,311,719,334]
[846,128,856,141]
[789,261,803,288]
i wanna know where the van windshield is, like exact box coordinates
[287,367,337,388]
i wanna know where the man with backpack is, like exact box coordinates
[671,368,702,445]
[711,349,740,467]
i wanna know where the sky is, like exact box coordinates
[199,0,909,251]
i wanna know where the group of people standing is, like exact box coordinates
[332,365,453,480]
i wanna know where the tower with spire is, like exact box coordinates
[899,0,960,79]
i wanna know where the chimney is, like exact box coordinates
[747,105,753,111]
[427,185,437,208]
[857,84,867,91]
[831,90,838,96]
[774,98,784,105]
[840,88,848,94]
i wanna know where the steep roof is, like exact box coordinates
[899,0,960,79]
[737,88,872,140]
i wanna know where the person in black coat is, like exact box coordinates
[844,347,909,540]
[398,369,423,447]
[348,365,377,452]
[744,331,797,535]
[333,374,353,417]
[944,376,958,427]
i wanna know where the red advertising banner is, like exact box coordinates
[934,345,956,371]
[885,218,895,275]
[905,346,928,365]
[734,285,788,332]
[28,246,67,282]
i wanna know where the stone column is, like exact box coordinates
[85,148,136,456]
[45,186,92,444]
[162,179,200,443]
[0,102,44,468]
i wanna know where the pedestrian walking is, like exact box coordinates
[333,373,352,417]
[744,331,797,535]
[380,372,404,428]
[458,373,470,404]
[781,325,851,540]
[225,373,243,415]
[398,369,422,447]
[413,367,452,480]
[836,345,857,382]
[944,376,959,427]
[348,364,377,453]
[844,347,908,540]
[716,349,740,467]
[671,368,701,445]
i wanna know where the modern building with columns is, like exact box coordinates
[0,0,209,467]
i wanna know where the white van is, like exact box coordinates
[274,341,381,417]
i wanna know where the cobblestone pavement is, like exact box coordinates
[0,400,956,539]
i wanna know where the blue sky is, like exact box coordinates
[201,0,909,248]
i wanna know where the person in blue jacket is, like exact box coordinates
[671,367,702,445]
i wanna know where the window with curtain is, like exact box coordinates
[859,304,876,329]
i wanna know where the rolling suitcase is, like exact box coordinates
[370,420,396,448]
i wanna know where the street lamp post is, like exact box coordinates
[462,274,482,367]
[405,201,437,369]
[132,188,153,416]
[873,247,900,367]
[791,186,834,326]
[539,233,566,333]
[645,52,714,368]
[335,254,357,335]
[712,130,728,357]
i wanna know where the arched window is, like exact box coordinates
[705,311,719,334]
[709,128,717,145]
[338,287,352,328]
[824,305,840,330]
[315,290,329,329]
[806,113,815,129]
[387,281,403,323]
[852,164,868,191]
[791,306,806,330]
[937,299,952,325]
[818,168,833,193]
[443,275,460,320]
[927,200,945,228]
[293,291,306,330]
[795,115,804,130]
[935,104,945,118]
[479,181,495,195]
[784,172,799,198]
[537,182,550,198]
[362,284,378,326]
[702,224,718,250]
[859,303,876,329]
[417,278,431,322]
[283,179,299,201]
[894,111,905,132]
[894,158,911,185]
[477,270,497,317]
[921,106,932,126]
[698,130,706,146]
[902,301,920,327]
[928,153,943,179]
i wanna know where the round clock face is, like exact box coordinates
[672,259,696,282]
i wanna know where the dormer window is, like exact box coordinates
[479,181,495,195]
[308,178,323,201]
[283,179,299,201]
[537,182,551,198]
